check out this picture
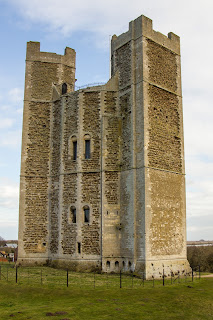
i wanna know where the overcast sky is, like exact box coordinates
[0,0,212,241]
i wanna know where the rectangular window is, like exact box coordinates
[73,141,77,160]
[85,140,90,159]
[77,242,81,254]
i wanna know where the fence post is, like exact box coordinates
[120,270,122,289]
[192,268,194,282]
[171,272,172,285]
[16,266,18,284]
[67,269,69,287]
[152,276,154,288]
[163,269,165,286]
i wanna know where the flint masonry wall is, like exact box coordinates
[140,18,188,278]
[18,16,190,278]
[111,15,190,277]
[18,42,76,263]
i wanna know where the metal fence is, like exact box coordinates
[0,263,201,289]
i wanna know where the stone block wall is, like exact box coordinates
[141,16,188,277]
[18,16,190,278]
[18,42,76,263]
[110,14,189,277]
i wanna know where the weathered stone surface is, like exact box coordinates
[18,15,190,279]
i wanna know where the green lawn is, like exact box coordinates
[0,266,212,320]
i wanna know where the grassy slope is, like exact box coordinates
[0,278,212,320]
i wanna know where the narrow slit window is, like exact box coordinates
[84,206,90,223]
[70,206,76,223]
[77,242,81,254]
[62,83,67,94]
[73,141,77,160]
[85,139,90,159]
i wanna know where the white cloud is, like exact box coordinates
[0,129,22,147]
[8,88,23,105]
[0,179,19,209]
[0,118,14,129]
[188,226,213,232]
[9,0,212,42]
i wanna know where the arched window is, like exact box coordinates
[70,206,76,223]
[62,83,67,94]
[84,134,91,159]
[84,205,90,223]
[106,261,110,269]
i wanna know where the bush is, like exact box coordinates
[187,246,213,272]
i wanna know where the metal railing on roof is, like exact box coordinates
[75,82,105,90]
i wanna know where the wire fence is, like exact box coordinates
[0,263,202,289]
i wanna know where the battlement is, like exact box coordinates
[112,15,180,55]
[26,41,76,68]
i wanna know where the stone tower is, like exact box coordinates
[18,42,76,263]
[18,16,190,279]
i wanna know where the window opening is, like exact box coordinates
[73,141,77,160]
[62,83,67,94]
[84,206,90,223]
[77,242,81,254]
[85,139,90,159]
[70,206,76,223]
[115,261,119,268]
[106,261,110,268]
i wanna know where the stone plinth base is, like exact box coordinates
[136,259,191,279]
[17,257,101,272]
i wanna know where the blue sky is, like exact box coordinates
[0,0,212,240]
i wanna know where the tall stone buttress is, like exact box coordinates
[18,16,190,279]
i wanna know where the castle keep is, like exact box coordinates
[18,15,190,278]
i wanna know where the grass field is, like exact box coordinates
[0,265,212,320]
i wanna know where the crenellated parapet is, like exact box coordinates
[111,15,180,55]
[25,41,76,101]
